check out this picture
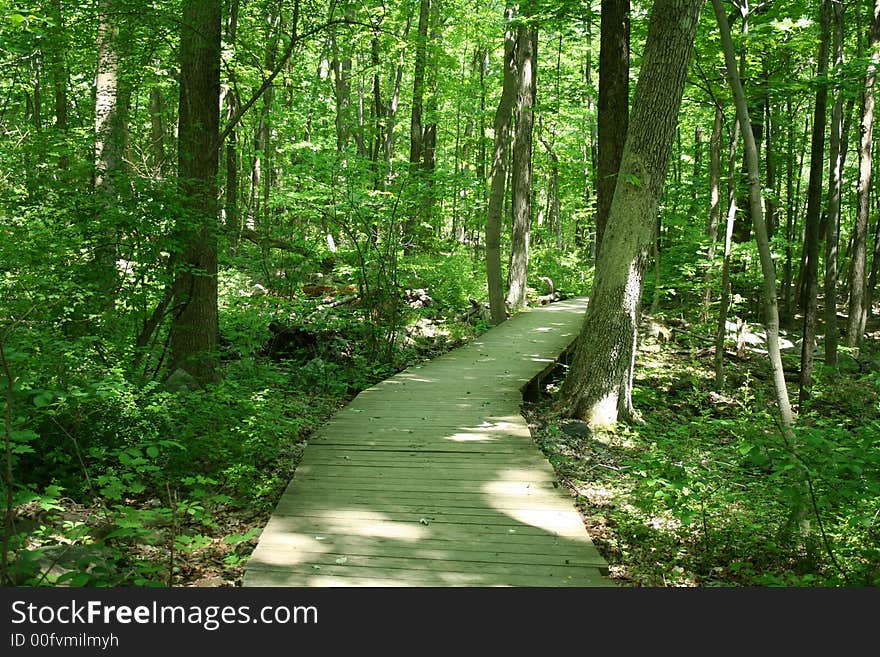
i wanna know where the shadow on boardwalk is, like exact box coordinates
[243,299,613,586]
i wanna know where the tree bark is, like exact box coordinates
[595,0,630,258]
[558,0,703,427]
[486,10,518,325]
[712,0,795,438]
[715,118,740,389]
[93,0,130,300]
[703,106,723,315]
[799,0,831,403]
[506,23,537,312]
[847,0,880,348]
[168,0,222,384]
[223,0,240,240]
[824,1,846,367]
[409,0,430,166]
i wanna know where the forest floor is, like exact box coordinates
[11,301,879,587]
[526,312,880,586]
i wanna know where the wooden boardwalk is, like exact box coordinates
[243,298,612,586]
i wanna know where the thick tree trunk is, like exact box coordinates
[595,0,630,258]
[713,0,795,438]
[558,0,703,427]
[799,0,830,403]
[168,0,222,384]
[486,11,518,325]
[506,23,537,312]
[847,0,880,348]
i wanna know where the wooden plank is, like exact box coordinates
[257,514,590,539]
[281,491,577,512]
[250,531,601,560]
[248,549,604,579]
[244,563,608,587]
[294,463,559,480]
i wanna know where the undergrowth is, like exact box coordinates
[528,324,880,587]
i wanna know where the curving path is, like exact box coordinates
[243,298,612,586]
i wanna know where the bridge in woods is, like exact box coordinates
[243,298,612,586]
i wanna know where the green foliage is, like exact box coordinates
[541,342,880,587]
[399,250,486,312]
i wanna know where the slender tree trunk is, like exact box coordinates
[764,60,777,238]
[506,23,537,312]
[409,0,430,166]
[224,0,240,241]
[486,10,517,325]
[168,0,222,384]
[559,0,703,427]
[712,0,796,439]
[595,0,630,258]
[48,0,68,168]
[847,0,880,348]
[582,15,598,253]
[824,1,846,367]
[799,0,831,404]
[93,0,129,300]
[703,106,723,315]
[715,118,740,388]
[331,4,355,154]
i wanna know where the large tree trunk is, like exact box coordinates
[595,0,630,257]
[847,0,880,348]
[799,0,831,404]
[712,0,795,438]
[168,0,222,384]
[486,10,518,326]
[506,23,537,312]
[558,0,703,428]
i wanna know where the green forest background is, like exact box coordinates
[1,0,879,587]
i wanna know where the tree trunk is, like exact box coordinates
[847,0,880,348]
[506,23,537,312]
[48,0,68,168]
[595,0,630,258]
[703,106,723,315]
[486,10,518,325]
[582,15,598,253]
[223,0,240,241]
[712,0,796,438]
[409,0,430,166]
[824,1,846,367]
[331,4,355,154]
[799,0,830,404]
[715,118,740,388]
[93,0,129,298]
[168,0,222,384]
[558,0,703,428]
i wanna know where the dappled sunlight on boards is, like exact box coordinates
[244,298,611,587]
